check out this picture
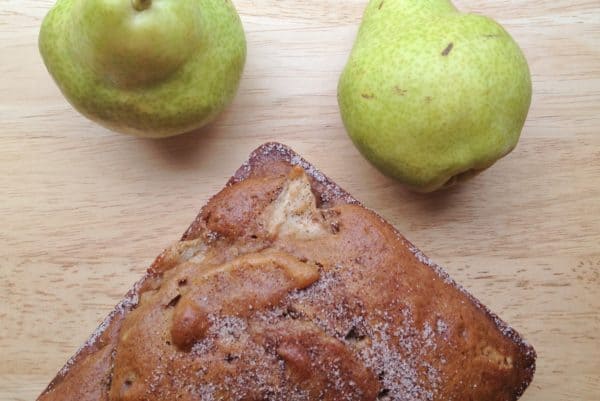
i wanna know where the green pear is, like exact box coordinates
[338,0,531,192]
[39,0,246,138]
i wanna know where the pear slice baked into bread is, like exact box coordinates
[37,143,535,401]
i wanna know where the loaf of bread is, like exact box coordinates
[37,143,535,401]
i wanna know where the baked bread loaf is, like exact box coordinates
[37,142,535,401]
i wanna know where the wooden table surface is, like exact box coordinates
[1,1,599,400]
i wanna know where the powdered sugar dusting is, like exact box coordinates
[197,383,217,401]
[189,314,314,401]
[285,268,443,400]
[405,240,535,356]
[191,315,248,357]
[361,322,439,401]
[436,318,448,335]
[233,142,358,206]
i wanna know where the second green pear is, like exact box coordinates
[40,0,246,137]
[338,0,531,192]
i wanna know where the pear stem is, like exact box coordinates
[131,0,152,11]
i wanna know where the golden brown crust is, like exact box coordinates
[38,142,535,401]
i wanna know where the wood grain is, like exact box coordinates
[1,1,599,400]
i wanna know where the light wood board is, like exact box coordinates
[1,1,599,399]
